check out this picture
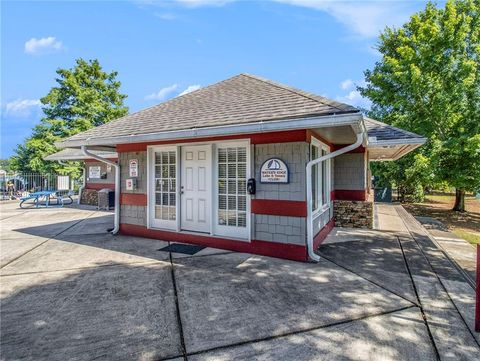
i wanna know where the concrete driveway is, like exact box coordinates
[0,201,478,360]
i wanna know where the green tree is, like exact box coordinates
[360,0,480,211]
[10,58,128,175]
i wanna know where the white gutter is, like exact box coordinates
[306,131,365,262]
[81,146,120,234]
[56,112,363,148]
[368,138,426,146]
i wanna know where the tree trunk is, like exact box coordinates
[453,188,466,212]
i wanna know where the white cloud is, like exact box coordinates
[24,37,63,54]
[175,0,232,7]
[340,79,354,90]
[154,12,177,20]
[3,99,41,117]
[273,0,413,38]
[178,84,201,96]
[337,78,370,109]
[336,90,371,109]
[158,0,413,38]
[145,84,179,101]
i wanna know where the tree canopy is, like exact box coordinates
[10,59,128,175]
[360,0,480,210]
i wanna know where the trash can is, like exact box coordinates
[374,187,392,202]
[98,188,115,210]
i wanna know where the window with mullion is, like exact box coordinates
[311,141,330,212]
[218,146,247,228]
[154,151,176,221]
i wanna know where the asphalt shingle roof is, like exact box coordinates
[44,148,117,161]
[65,73,359,143]
[364,118,425,143]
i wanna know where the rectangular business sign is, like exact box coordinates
[89,166,101,179]
[129,159,138,177]
[260,158,289,183]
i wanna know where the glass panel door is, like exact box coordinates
[150,147,178,230]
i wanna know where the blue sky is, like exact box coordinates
[1,0,432,158]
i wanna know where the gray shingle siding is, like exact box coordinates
[119,151,147,193]
[254,142,308,201]
[334,153,366,191]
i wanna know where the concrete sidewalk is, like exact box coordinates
[415,215,477,285]
[0,201,478,360]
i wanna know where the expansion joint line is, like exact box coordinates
[396,236,441,361]
[168,246,188,361]
[185,305,416,359]
[318,254,419,307]
[396,207,480,349]
[0,210,99,269]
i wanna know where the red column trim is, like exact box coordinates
[334,189,367,201]
[475,244,480,332]
[313,218,335,250]
[116,130,308,152]
[251,199,307,217]
[121,193,147,206]
[119,224,308,262]
[86,183,115,190]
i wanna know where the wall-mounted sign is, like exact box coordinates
[125,178,136,191]
[89,166,101,179]
[260,158,289,183]
[129,159,138,177]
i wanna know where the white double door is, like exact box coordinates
[180,145,211,233]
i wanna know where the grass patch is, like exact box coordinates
[452,229,480,245]
[403,193,480,245]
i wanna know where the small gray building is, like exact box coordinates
[56,74,425,261]
[45,148,117,206]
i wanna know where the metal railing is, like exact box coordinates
[0,172,81,201]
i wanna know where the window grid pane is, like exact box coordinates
[155,151,176,221]
[218,147,247,227]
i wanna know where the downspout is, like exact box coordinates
[306,131,364,262]
[81,146,120,234]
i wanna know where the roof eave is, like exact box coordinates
[56,112,363,148]
[368,137,427,147]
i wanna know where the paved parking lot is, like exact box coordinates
[0,201,478,360]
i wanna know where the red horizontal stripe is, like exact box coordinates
[119,224,308,262]
[251,199,307,217]
[121,193,147,206]
[85,183,115,190]
[313,218,335,250]
[334,189,367,201]
[116,130,308,152]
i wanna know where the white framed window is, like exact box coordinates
[213,141,250,239]
[148,145,179,230]
[310,138,331,215]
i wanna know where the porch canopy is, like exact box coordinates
[44,148,118,162]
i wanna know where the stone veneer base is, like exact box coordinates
[333,199,373,229]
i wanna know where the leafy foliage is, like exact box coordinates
[360,0,480,207]
[10,59,128,175]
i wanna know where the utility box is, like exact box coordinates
[98,188,115,210]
